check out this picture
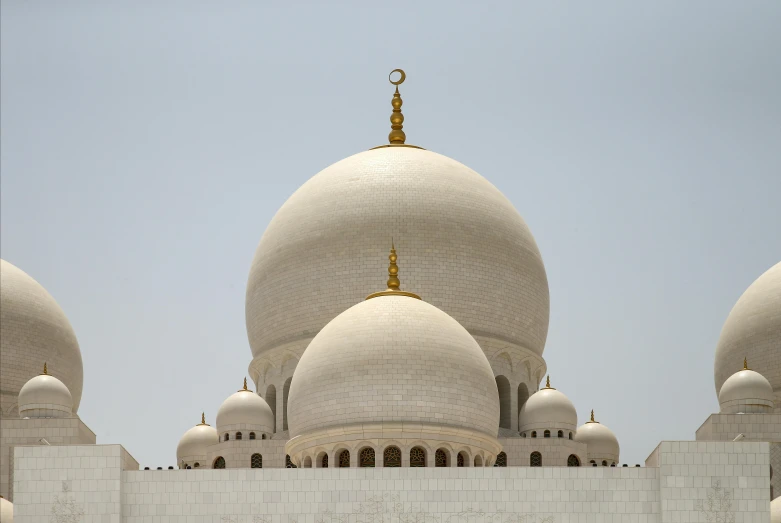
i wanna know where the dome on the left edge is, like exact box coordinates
[0,259,84,417]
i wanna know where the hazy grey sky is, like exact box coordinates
[2,1,780,468]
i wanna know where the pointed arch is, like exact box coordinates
[265,384,277,433]
[495,375,511,429]
[283,377,292,431]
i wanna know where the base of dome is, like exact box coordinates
[285,421,502,468]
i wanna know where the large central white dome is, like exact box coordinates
[246,147,550,365]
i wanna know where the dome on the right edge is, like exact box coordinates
[714,261,781,410]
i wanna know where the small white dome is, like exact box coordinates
[17,364,73,418]
[519,377,577,433]
[719,360,774,413]
[215,379,274,435]
[772,496,781,523]
[0,496,12,523]
[176,414,218,467]
[574,411,620,465]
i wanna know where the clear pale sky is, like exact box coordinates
[2,1,780,468]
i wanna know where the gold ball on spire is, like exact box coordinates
[366,241,421,300]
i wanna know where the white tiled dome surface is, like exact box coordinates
[715,261,781,410]
[287,295,500,438]
[0,259,83,416]
[246,147,550,362]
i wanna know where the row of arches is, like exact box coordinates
[209,451,582,469]
[521,430,573,439]
[221,431,267,442]
[302,446,492,468]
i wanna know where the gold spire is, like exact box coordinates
[198,412,209,426]
[388,69,406,145]
[42,362,48,375]
[238,377,253,393]
[366,242,421,300]
[370,69,424,150]
[744,357,749,370]
[544,375,556,390]
[587,409,599,424]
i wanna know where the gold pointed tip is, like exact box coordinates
[199,412,207,425]
[545,375,551,388]
[365,242,421,300]
[587,409,598,423]
[744,357,749,370]
[243,377,248,390]
[43,362,48,375]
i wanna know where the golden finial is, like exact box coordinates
[366,241,421,300]
[198,412,208,426]
[238,377,253,393]
[744,357,749,370]
[388,69,406,145]
[43,362,48,375]
[370,70,424,151]
[587,409,599,424]
[544,375,556,390]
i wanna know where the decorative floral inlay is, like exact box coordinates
[695,480,735,523]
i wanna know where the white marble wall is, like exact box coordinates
[10,442,771,523]
[0,416,96,500]
[12,444,137,523]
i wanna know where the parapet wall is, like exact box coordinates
[10,441,771,523]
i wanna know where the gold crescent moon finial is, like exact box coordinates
[387,69,406,144]
[389,69,406,86]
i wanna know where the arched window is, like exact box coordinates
[531,431,537,438]
[249,432,256,440]
[590,460,596,465]
[251,454,262,468]
[602,460,607,466]
[474,455,483,467]
[568,432,573,440]
[213,457,226,469]
[338,450,350,468]
[303,456,312,468]
[495,376,511,429]
[383,446,401,467]
[521,432,526,438]
[457,452,466,467]
[435,449,448,467]
[517,383,530,422]
[283,377,292,431]
[557,430,563,438]
[494,452,507,467]
[265,385,277,433]
[285,455,297,468]
[224,433,230,441]
[320,453,329,468]
[410,447,426,467]
[567,454,580,467]
[359,448,375,468]
[530,452,542,467]
[262,434,266,440]
[194,462,200,468]
[544,430,550,438]
[236,432,242,440]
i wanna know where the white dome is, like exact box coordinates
[215,380,275,435]
[288,294,500,438]
[772,496,781,523]
[574,412,620,465]
[718,362,774,413]
[246,147,550,371]
[17,365,73,418]
[715,261,781,410]
[0,259,83,417]
[176,415,218,467]
[518,378,577,433]
[0,496,12,523]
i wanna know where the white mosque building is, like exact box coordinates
[0,70,778,523]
